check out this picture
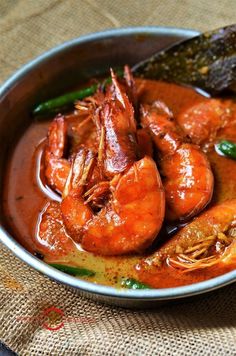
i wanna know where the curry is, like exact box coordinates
[3,67,236,289]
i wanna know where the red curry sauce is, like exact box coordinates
[3,79,236,288]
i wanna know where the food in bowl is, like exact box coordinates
[3,66,236,289]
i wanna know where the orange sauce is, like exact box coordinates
[2,79,236,288]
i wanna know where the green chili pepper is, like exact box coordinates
[216,140,236,160]
[33,84,98,116]
[33,69,124,116]
[49,263,95,277]
[121,277,151,290]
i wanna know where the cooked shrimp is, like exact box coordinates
[61,70,165,255]
[124,67,153,157]
[96,69,138,178]
[44,115,70,193]
[141,101,214,221]
[217,102,236,142]
[144,199,236,272]
[44,91,103,194]
[177,99,233,149]
[61,153,165,255]
[44,111,99,194]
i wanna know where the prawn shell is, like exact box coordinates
[155,199,236,260]
[44,115,70,193]
[176,99,233,147]
[81,156,165,255]
[163,143,214,221]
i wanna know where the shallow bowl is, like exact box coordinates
[0,27,235,308]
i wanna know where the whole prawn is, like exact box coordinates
[44,115,70,194]
[142,199,236,272]
[60,70,165,255]
[44,101,100,194]
[140,101,214,221]
[176,99,235,149]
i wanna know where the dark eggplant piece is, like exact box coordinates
[133,25,236,95]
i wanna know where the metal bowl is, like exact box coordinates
[0,27,235,308]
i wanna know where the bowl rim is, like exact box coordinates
[1,26,235,301]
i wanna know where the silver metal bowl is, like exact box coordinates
[0,27,235,308]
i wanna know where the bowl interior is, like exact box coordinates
[2,27,234,306]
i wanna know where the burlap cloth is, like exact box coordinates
[0,1,236,355]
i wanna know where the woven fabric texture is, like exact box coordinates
[0,1,236,355]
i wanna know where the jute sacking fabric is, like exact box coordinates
[0,1,235,354]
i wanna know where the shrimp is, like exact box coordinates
[61,70,165,255]
[141,101,214,221]
[44,110,99,194]
[143,199,236,272]
[44,115,70,194]
[176,99,234,149]
[43,90,105,194]
[61,153,165,255]
[96,69,138,178]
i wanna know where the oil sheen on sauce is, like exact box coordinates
[3,79,236,288]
